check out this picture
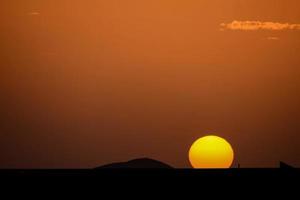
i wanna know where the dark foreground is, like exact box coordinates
[1,168,299,180]
[0,169,297,198]
[1,169,299,192]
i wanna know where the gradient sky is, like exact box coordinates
[1,0,300,168]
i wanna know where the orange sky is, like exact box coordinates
[1,0,300,168]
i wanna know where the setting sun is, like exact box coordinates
[189,136,234,169]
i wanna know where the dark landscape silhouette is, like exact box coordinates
[96,157,296,169]
[0,157,299,186]
[97,158,173,169]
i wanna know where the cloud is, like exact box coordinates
[220,21,300,31]
[28,12,40,16]
[267,37,279,40]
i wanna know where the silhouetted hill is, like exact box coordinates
[96,158,173,169]
[280,161,294,169]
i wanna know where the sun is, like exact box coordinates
[189,135,234,169]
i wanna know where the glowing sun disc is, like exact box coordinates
[189,135,234,169]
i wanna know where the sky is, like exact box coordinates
[1,0,300,168]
